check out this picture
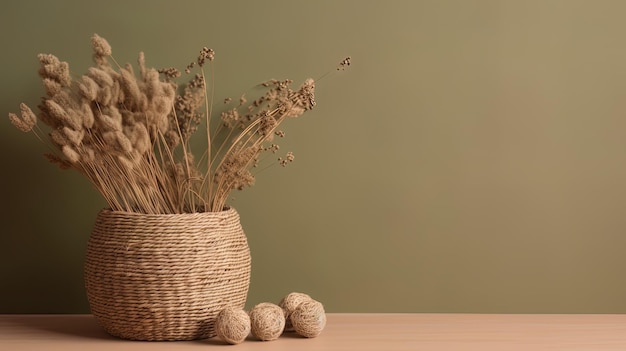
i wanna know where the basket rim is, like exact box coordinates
[98,205,237,218]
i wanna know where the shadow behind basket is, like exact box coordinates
[84,207,251,341]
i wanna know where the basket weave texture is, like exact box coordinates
[84,207,251,341]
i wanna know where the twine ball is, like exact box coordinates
[279,292,312,332]
[290,299,326,338]
[249,302,286,341]
[214,306,251,344]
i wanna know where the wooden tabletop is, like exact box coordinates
[2,313,626,350]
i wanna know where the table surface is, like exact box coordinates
[2,313,626,350]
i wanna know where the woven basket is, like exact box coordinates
[84,207,251,341]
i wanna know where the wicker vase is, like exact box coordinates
[84,207,251,341]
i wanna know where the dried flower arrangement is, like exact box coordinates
[9,34,350,214]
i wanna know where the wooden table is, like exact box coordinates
[2,313,626,350]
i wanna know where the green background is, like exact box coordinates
[2,0,626,313]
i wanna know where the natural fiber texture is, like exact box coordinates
[279,292,312,332]
[215,306,251,344]
[84,207,251,341]
[291,299,326,338]
[249,302,285,341]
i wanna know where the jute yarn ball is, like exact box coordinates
[249,302,286,341]
[279,292,312,332]
[214,306,251,344]
[290,299,326,338]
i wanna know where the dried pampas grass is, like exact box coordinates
[9,34,350,214]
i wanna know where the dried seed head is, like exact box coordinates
[153,96,173,115]
[91,33,112,57]
[44,153,72,169]
[96,86,113,105]
[81,147,96,163]
[80,101,95,128]
[337,56,351,70]
[79,75,99,101]
[279,151,295,167]
[265,143,280,153]
[50,129,70,146]
[87,67,114,87]
[19,103,37,128]
[297,78,316,110]
[197,47,215,66]
[130,124,150,154]
[214,145,260,191]
[119,67,144,109]
[45,99,80,130]
[258,112,277,136]
[37,54,72,87]
[97,112,122,132]
[42,78,62,96]
[164,130,180,148]
[115,131,133,153]
[8,112,33,132]
[61,145,80,163]
[62,126,84,146]
[185,61,196,74]
[158,67,181,79]
[221,108,240,128]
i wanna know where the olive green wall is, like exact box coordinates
[2,0,626,313]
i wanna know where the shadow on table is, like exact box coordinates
[12,315,313,344]
[195,331,308,345]
[11,315,114,340]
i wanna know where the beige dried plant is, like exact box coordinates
[9,34,350,214]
